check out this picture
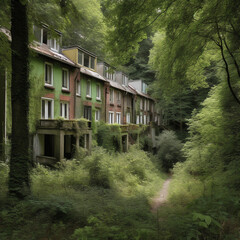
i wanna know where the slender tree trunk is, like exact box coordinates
[9,0,30,199]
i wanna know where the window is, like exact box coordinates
[42,28,48,44]
[90,57,95,69]
[96,84,101,100]
[140,99,143,110]
[50,38,59,52]
[116,112,121,124]
[95,109,100,121]
[84,54,89,68]
[86,80,91,97]
[41,98,54,119]
[76,80,81,96]
[60,102,69,119]
[110,88,114,104]
[117,91,121,105]
[142,82,147,94]
[45,63,53,86]
[84,106,92,120]
[33,25,61,52]
[104,65,115,80]
[136,115,140,124]
[78,50,96,70]
[126,113,130,124]
[144,99,147,111]
[122,75,128,86]
[143,115,147,125]
[140,112,143,124]
[109,111,114,124]
[62,68,69,90]
[78,51,83,65]
[33,25,41,43]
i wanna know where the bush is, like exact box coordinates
[156,130,184,171]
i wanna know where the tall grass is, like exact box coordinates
[0,145,166,240]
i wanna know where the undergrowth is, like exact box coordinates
[0,145,166,240]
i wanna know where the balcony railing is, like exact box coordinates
[38,119,91,130]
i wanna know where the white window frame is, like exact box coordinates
[96,84,101,100]
[117,91,121,105]
[44,62,53,86]
[116,112,121,124]
[62,68,69,90]
[110,88,114,104]
[60,102,69,119]
[140,112,143,124]
[76,80,81,96]
[41,98,54,119]
[136,115,140,124]
[126,112,130,124]
[50,38,59,52]
[95,109,100,121]
[86,80,91,98]
[109,111,114,124]
[144,115,147,125]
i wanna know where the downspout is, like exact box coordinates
[4,68,7,144]
[74,67,80,119]
[105,85,108,122]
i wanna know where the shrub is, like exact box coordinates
[156,130,184,171]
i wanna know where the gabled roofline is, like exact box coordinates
[62,45,96,58]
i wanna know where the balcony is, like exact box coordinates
[38,119,91,130]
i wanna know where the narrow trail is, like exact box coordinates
[151,177,172,213]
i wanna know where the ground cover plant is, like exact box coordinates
[0,145,166,240]
[153,82,240,240]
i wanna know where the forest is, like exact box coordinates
[0,0,240,239]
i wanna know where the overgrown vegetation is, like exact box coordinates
[154,81,240,239]
[156,130,184,172]
[0,146,166,239]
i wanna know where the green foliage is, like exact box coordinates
[96,122,122,152]
[156,130,184,171]
[0,146,166,239]
[62,0,107,58]
[153,79,240,239]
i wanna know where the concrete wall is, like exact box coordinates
[129,80,142,92]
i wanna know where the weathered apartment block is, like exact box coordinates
[0,24,162,164]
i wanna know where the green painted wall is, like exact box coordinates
[29,53,73,133]
[78,74,105,119]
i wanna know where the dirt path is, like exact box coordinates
[151,177,172,213]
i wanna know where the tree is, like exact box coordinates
[125,37,155,84]
[8,0,30,199]
[103,0,240,104]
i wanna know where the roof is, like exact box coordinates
[62,45,96,57]
[80,67,106,82]
[128,84,154,101]
[0,27,77,67]
[31,44,77,67]
[105,78,135,95]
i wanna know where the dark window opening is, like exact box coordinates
[43,28,48,44]
[44,134,54,157]
[84,106,92,121]
[64,135,76,159]
[84,54,89,68]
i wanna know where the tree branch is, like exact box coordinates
[223,37,240,78]
[216,22,240,105]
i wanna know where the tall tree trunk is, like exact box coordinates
[9,0,30,199]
